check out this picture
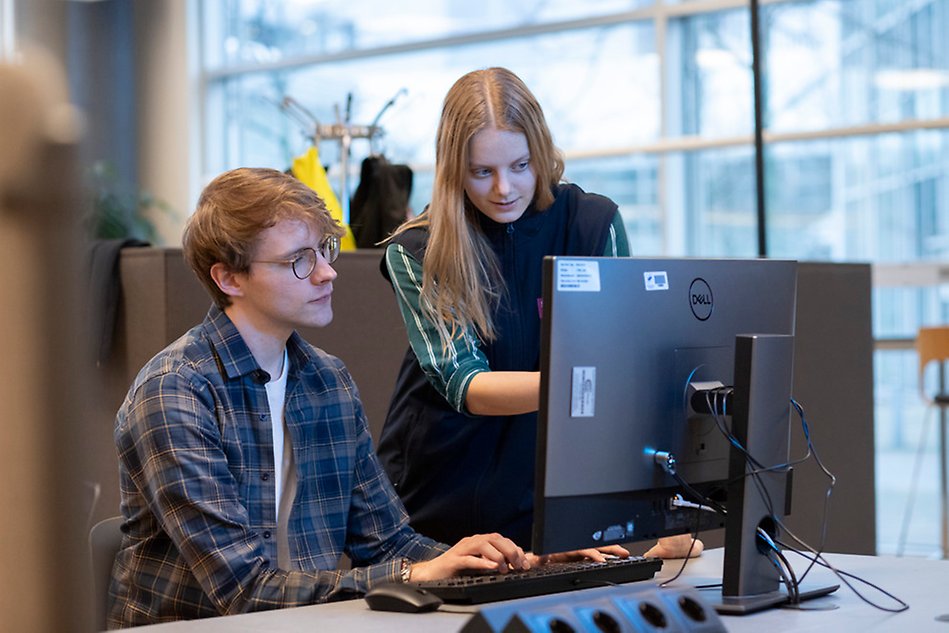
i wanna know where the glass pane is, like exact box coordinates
[873,346,938,556]
[203,0,656,68]
[667,8,753,138]
[204,23,660,199]
[765,0,949,132]
[766,129,949,263]
[407,166,434,221]
[565,155,661,256]
[197,0,949,561]
[873,285,949,339]
[666,147,759,258]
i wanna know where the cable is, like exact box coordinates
[706,387,837,583]
[662,384,900,614]
[776,538,910,613]
[716,394,832,587]
[706,388,812,479]
[758,527,800,604]
[702,389,907,614]
[704,386,781,521]
[671,471,728,517]
[653,450,727,516]
[649,448,709,590]
[670,494,719,514]
[765,549,795,602]
[786,398,837,583]
[681,387,854,609]
[659,505,704,588]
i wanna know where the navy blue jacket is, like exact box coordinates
[378,183,623,547]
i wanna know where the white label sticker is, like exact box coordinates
[557,260,601,292]
[644,271,669,291]
[571,367,596,418]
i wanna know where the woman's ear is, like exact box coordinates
[210,262,244,300]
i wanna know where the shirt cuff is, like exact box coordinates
[451,366,487,415]
[367,557,409,590]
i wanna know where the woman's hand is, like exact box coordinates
[643,534,704,559]
[527,544,630,567]
[409,533,530,582]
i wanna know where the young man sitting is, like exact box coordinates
[108,168,546,627]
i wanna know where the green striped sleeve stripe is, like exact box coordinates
[384,244,490,412]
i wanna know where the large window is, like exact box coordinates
[206,22,659,177]
[200,0,949,555]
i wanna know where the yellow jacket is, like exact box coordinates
[291,147,356,250]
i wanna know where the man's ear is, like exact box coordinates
[210,263,245,300]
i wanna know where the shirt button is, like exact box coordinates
[261,473,270,481]
[263,531,271,539]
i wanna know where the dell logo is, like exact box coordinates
[689,278,713,321]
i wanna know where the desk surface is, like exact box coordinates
[126,549,948,632]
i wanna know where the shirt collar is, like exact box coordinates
[204,305,314,383]
[204,305,263,382]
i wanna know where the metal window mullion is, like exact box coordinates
[750,0,767,256]
[559,116,949,159]
[656,2,670,255]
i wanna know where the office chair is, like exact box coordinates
[88,516,123,631]
[898,327,949,558]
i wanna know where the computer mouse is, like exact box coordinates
[364,582,444,613]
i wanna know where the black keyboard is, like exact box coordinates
[412,556,663,605]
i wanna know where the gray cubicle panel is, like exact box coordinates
[89,251,875,555]
[787,262,875,555]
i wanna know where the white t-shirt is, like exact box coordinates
[264,349,290,522]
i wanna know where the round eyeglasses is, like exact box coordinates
[253,234,341,280]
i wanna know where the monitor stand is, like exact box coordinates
[710,334,838,615]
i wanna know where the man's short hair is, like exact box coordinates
[183,167,344,308]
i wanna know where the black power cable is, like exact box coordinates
[657,389,906,614]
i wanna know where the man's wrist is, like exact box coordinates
[399,557,413,583]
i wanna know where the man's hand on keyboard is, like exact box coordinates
[409,533,531,582]
[643,534,704,559]
[527,544,630,567]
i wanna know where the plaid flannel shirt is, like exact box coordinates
[109,306,446,628]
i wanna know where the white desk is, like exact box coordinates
[126,549,949,632]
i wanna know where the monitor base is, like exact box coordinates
[710,583,839,615]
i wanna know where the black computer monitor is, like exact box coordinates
[533,256,836,613]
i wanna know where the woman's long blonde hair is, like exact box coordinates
[391,67,564,350]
